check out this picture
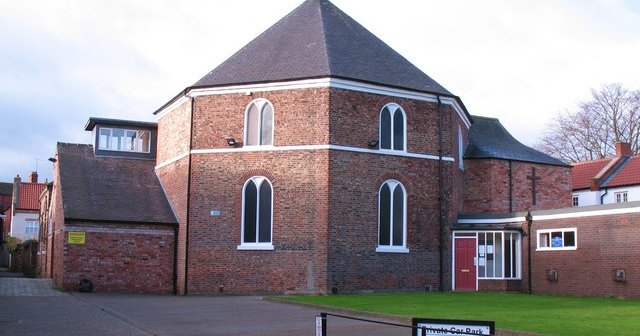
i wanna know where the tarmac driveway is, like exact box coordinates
[0,274,408,336]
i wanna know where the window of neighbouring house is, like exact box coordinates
[477,231,521,279]
[615,192,628,203]
[244,99,274,146]
[239,177,273,250]
[24,220,39,238]
[379,103,406,151]
[537,228,577,251]
[572,195,579,206]
[98,127,151,153]
[377,180,408,253]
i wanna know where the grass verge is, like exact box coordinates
[276,292,640,336]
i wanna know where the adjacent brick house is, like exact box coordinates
[8,173,47,242]
[44,118,178,293]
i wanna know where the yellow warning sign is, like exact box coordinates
[68,232,86,245]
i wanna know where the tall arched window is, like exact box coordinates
[458,125,464,170]
[379,103,406,151]
[239,177,273,250]
[245,99,274,146]
[377,180,408,253]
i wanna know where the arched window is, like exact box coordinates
[377,180,408,253]
[379,103,406,151]
[240,177,273,249]
[458,125,464,170]
[244,99,274,146]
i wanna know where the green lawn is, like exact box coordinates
[278,292,640,336]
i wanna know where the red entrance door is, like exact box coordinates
[455,238,476,291]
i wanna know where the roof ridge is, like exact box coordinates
[317,0,332,75]
[571,157,612,165]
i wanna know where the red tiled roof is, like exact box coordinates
[571,158,613,190]
[606,156,640,188]
[16,182,46,211]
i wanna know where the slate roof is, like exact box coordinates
[56,143,177,224]
[465,116,569,167]
[84,117,157,131]
[193,0,452,96]
[0,182,12,195]
[16,183,46,211]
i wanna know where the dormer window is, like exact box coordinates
[98,127,151,153]
[379,103,406,151]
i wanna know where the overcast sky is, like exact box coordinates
[1,0,639,183]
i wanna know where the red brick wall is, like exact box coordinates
[463,160,571,214]
[156,99,192,294]
[479,279,523,292]
[155,87,467,294]
[59,222,175,294]
[531,210,640,298]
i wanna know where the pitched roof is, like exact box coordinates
[464,116,569,166]
[193,0,452,96]
[0,182,12,195]
[606,156,640,188]
[56,143,177,224]
[16,182,47,211]
[571,158,613,190]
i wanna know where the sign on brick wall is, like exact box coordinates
[68,231,86,245]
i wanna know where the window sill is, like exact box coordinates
[376,246,409,253]
[536,247,577,251]
[237,243,274,251]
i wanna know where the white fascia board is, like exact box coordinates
[156,95,190,120]
[457,217,526,224]
[534,206,640,221]
[438,96,472,129]
[183,78,471,127]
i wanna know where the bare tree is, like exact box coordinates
[535,83,640,163]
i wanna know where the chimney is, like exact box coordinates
[12,174,21,209]
[29,171,38,183]
[615,142,631,157]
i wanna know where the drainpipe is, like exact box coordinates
[508,161,513,213]
[437,95,445,291]
[172,224,178,295]
[526,211,533,294]
[600,188,608,205]
[184,94,195,294]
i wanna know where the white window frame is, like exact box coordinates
[376,180,409,253]
[24,220,39,237]
[476,231,522,280]
[238,176,274,250]
[379,103,407,152]
[537,228,577,251]
[615,191,628,203]
[243,98,275,147]
[572,195,579,207]
[98,127,151,153]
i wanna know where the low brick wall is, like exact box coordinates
[59,223,175,294]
